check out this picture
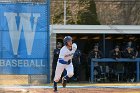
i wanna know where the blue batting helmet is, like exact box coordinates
[63,36,72,45]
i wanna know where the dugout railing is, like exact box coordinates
[90,58,140,83]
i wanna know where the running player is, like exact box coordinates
[53,36,77,92]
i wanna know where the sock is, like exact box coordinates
[53,81,57,90]
[64,75,69,80]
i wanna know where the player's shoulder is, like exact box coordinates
[60,46,67,52]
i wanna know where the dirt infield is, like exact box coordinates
[0,83,140,93]
[0,88,140,93]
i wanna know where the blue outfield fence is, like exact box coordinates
[0,0,50,83]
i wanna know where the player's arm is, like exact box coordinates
[58,49,66,63]
[72,43,77,52]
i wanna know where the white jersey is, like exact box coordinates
[59,46,75,62]
[54,43,77,82]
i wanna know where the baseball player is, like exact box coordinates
[53,36,77,92]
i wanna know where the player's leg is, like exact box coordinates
[51,66,56,82]
[62,62,74,87]
[53,62,65,92]
[66,62,74,78]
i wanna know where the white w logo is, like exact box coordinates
[4,13,40,55]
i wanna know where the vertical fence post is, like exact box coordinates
[28,75,31,85]
[91,59,94,83]
[137,61,139,82]
[103,34,105,57]
[64,0,67,25]
[47,0,50,83]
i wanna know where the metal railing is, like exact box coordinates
[91,58,140,83]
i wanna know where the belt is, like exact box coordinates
[59,59,71,65]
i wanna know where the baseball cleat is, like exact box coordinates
[62,77,67,88]
[53,86,58,93]
[53,90,58,93]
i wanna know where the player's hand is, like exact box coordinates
[72,43,77,51]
